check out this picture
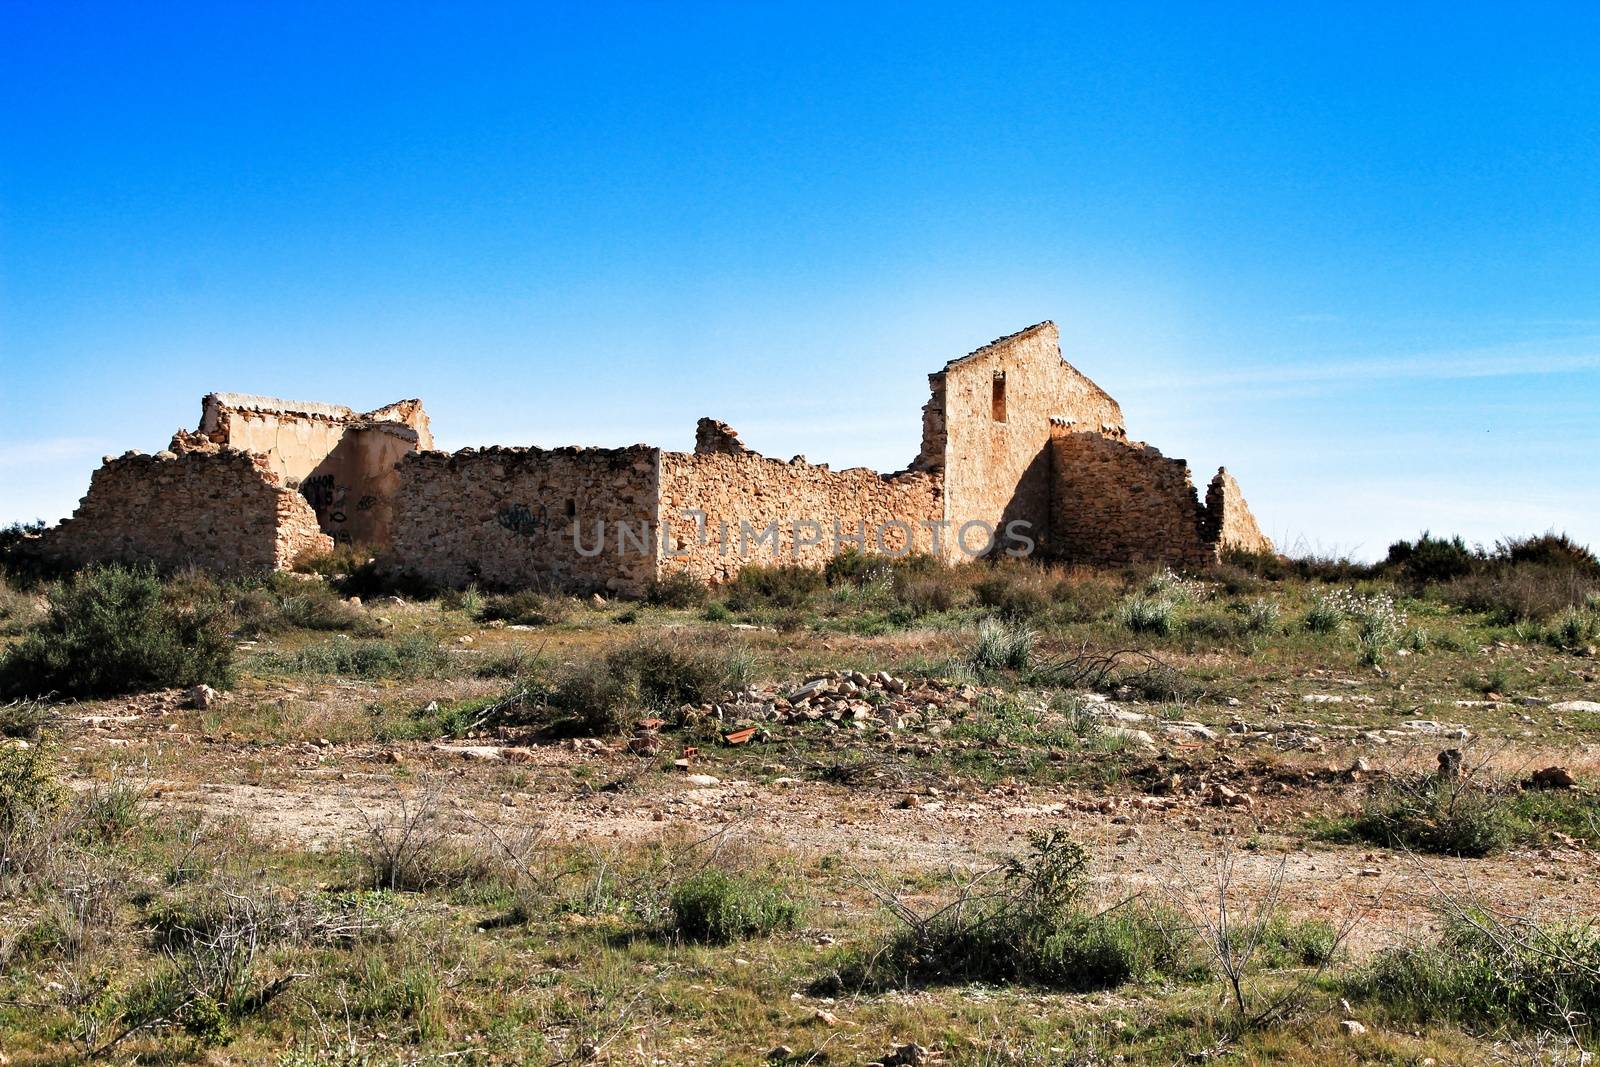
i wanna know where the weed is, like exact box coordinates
[1119,596,1176,636]
[275,634,451,680]
[643,571,708,608]
[666,868,801,943]
[1330,774,1512,857]
[478,588,573,626]
[836,830,1198,991]
[969,618,1034,675]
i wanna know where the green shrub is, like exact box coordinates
[1354,910,1600,1035]
[969,618,1034,675]
[1442,566,1597,624]
[277,634,450,680]
[478,588,572,626]
[893,571,961,616]
[724,563,825,610]
[1301,592,1347,634]
[643,570,708,608]
[1119,596,1176,636]
[667,868,801,943]
[1341,775,1512,857]
[0,575,41,635]
[1384,532,1477,586]
[0,699,48,740]
[700,601,734,623]
[1252,915,1340,968]
[229,575,377,636]
[834,831,1198,991]
[543,636,758,735]
[1545,604,1600,651]
[1498,532,1600,575]
[0,564,234,700]
[974,567,1052,619]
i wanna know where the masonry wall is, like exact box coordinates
[657,452,945,582]
[47,450,332,572]
[1048,431,1217,568]
[389,446,660,593]
[925,322,1126,556]
[1203,468,1273,555]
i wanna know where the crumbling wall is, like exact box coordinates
[919,322,1126,555]
[388,446,661,593]
[46,449,332,572]
[171,393,432,546]
[1048,431,1215,567]
[658,445,944,583]
[1203,468,1273,555]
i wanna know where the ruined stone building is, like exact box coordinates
[44,322,1271,592]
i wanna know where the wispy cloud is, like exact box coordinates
[1145,336,1600,392]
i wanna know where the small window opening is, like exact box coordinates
[565,499,577,518]
[991,372,1008,422]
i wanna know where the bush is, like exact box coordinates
[1340,775,1512,857]
[0,699,48,740]
[667,868,801,943]
[0,742,64,887]
[1119,596,1176,636]
[229,575,376,637]
[1442,566,1598,624]
[478,588,572,626]
[724,563,826,610]
[834,831,1198,991]
[974,567,1053,619]
[1384,532,1477,586]
[1302,592,1347,634]
[1355,909,1600,1036]
[277,634,450,680]
[1498,532,1600,575]
[0,575,41,635]
[543,636,758,735]
[969,618,1034,675]
[0,564,234,700]
[643,570,708,608]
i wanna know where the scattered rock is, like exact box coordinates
[683,773,721,787]
[1550,700,1600,714]
[1339,1019,1368,1036]
[1528,766,1576,790]
[186,684,220,710]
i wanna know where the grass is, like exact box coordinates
[5,542,1599,1063]
[271,633,452,680]
[1354,908,1600,1037]
[1312,774,1600,855]
[832,832,1201,993]
[666,868,802,943]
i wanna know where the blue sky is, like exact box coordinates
[2,1,1596,559]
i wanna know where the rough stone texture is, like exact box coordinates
[171,393,431,546]
[917,322,1126,556]
[388,446,661,593]
[45,319,1273,585]
[47,449,331,572]
[1049,430,1271,567]
[693,418,749,456]
[1050,431,1215,567]
[1203,468,1273,555]
[658,451,943,582]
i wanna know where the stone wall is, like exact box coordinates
[658,449,944,582]
[388,446,661,593]
[46,449,332,572]
[1048,431,1215,568]
[920,322,1126,556]
[1203,468,1273,555]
